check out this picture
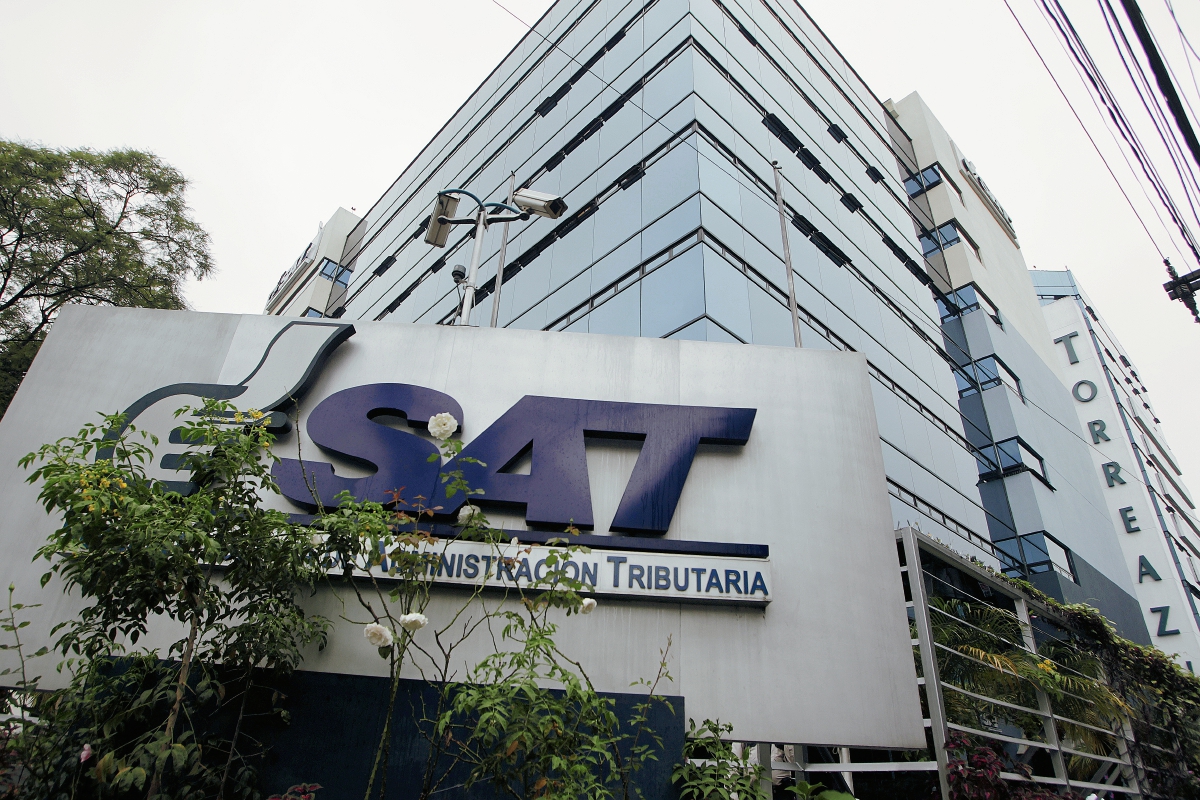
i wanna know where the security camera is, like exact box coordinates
[451,264,467,284]
[512,188,568,220]
[424,193,461,248]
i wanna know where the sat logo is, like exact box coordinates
[108,322,755,538]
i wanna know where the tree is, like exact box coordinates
[16,401,327,797]
[0,140,212,414]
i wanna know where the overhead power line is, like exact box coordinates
[1117,0,1200,175]
[999,0,1169,258]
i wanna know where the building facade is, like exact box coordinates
[311,0,1148,641]
[1035,268,1200,667]
[331,0,1004,585]
[265,207,360,317]
[892,93,1148,642]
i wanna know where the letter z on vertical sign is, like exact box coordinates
[1151,605,1182,636]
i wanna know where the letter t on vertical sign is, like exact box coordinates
[1054,331,1081,363]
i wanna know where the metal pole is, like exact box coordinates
[1014,597,1071,791]
[458,207,488,326]
[900,526,951,800]
[757,743,773,799]
[771,162,802,348]
[490,173,517,328]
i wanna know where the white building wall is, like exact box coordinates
[266,207,361,317]
[1040,281,1200,668]
[893,92,1061,374]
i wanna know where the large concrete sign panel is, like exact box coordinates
[0,306,923,747]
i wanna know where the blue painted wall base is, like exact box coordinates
[252,669,685,799]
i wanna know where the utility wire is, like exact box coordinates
[1042,0,1200,256]
[1165,0,1200,84]
[999,0,1168,259]
[1116,0,1200,179]
[1038,0,1188,258]
[1097,0,1200,243]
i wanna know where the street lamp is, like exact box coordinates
[424,186,566,326]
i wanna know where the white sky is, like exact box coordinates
[3,0,1199,480]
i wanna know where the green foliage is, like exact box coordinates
[672,720,765,800]
[981,570,1200,796]
[0,139,213,416]
[6,401,766,800]
[929,596,1127,757]
[451,607,671,800]
[14,400,328,798]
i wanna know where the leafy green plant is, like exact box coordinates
[16,400,329,797]
[450,606,672,799]
[6,400,786,800]
[307,412,676,800]
[672,719,766,800]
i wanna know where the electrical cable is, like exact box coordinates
[1146,5,1200,139]
[1096,0,1200,240]
[999,0,1168,259]
[1037,0,1189,260]
[1042,0,1200,259]
[1165,0,1200,97]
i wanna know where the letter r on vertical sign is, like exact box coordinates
[1103,462,1126,487]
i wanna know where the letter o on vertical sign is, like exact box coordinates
[1072,380,1098,403]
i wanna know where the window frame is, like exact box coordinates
[979,435,1053,489]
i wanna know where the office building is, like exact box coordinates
[1035,268,1200,666]
[317,0,1147,640]
[265,207,359,317]
[893,93,1147,641]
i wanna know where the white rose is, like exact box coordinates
[428,412,458,440]
[399,612,428,632]
[364,622,394,648]
[457,504,480,526]
[580,597,597,614]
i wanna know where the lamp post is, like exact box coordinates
[425,189,524,326]
[425,186,567,326]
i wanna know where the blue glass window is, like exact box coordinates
[319,258,351,287]
[640,247,705,338]
[979,436,1051,487]
[904,164,943,198]
[588,285,640,337]
[303,307,323,318]
[956,355,1021,400]
[1017,532,1076,582]
[938,283,1003,327]
[702,248,752,342]
[919,221,962,257]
